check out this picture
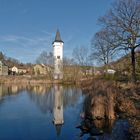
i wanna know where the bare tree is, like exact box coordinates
[6,57,20,65]
[99,0,140,82]
[0,52,5,61]
[72,46,92,78]
[36,51,53,65]
[36,51,54,79]
[62,57,80,82]
[91,29,115,66]
[72,46,91,66]
[63,57,75,66]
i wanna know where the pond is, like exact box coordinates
[0,84,85,140]
[0,84,130,140]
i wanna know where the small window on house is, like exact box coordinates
[57,56,60,59]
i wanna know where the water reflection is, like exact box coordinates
[78,85,130,140]
[0,84,83,114]
[0,84,26,99]
[52,85,64,125]
[0,84,131,140]
[27,85,53,113]
[93,119,114,131]
[53,85,64,135]
[27,85,82,113]
[0,84,83,139]
[28,84,83,138]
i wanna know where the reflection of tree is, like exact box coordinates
[0,85,9,99]
[83,81,116,120]
[0,84,26,99]
[27,85,51,95]
[0,84,28,106]
[93,119,114,132]
[27,85,83,114]
[63,86,82,108]
[0,84,83,114]
[27,85,53,113]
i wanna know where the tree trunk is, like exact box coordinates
[131,49,136,82]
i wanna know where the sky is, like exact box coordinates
[0,0,114,63]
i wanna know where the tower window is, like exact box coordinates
[57,56,60,59]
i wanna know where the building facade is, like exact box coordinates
[0,61,8,76]
[52,30,63,79]
[33,64,47,75]
[11,66,18,75]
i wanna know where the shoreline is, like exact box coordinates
[0,75,77,85]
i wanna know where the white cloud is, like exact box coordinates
[0,33,83,63]
[0,34,54,63]
[0,35,52,47]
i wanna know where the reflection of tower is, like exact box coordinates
[52,30,64,79]
[53,85,64,125]
[53,85,64,136]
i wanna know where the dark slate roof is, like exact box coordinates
[53,30,64,43]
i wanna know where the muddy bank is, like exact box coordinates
[0,75,52,84]
[80,79,140,140]
[0,75,75,84]
[117,82,140,140]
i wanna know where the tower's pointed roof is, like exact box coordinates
[53,29,64,43]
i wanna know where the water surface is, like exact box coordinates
[0,84,130,140]
[0,84,84,140]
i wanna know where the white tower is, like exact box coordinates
[52,30,63,79]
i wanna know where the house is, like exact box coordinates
[9,65,27,75]
[18,66,27,74]
[85,69,94,75]
[106,69,116,74]
[33,64,47,75]
[0,61,8,76]
[11,66,18,74]
[94,70,102,76]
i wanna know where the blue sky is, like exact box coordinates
[0,0,114,63]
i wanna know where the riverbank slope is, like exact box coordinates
[80,78,140,140]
